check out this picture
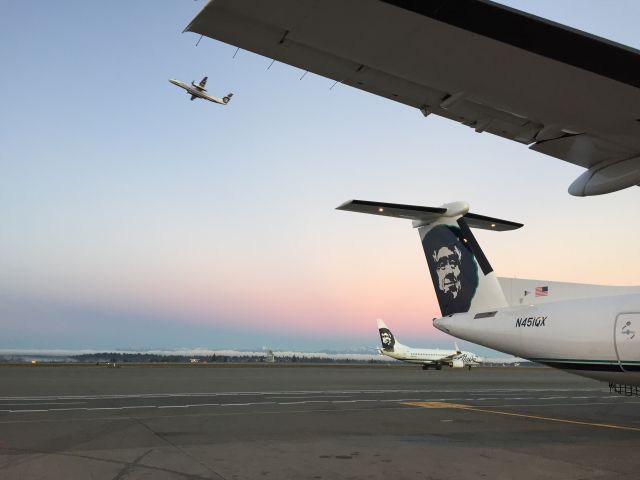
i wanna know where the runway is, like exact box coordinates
[1,365,639,479]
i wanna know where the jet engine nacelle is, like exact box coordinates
[451,358,464,368]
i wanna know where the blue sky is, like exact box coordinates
[1,1,639,355]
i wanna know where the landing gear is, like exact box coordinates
[435,363,442,371]
[422,364,429,370]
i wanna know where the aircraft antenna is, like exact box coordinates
[195,34,203,47]
[299,71,308,80]
[267,59,276,70]
[232,47,240,59]
[329,80,343,90]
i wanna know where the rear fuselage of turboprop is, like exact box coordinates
[434,293,640,384]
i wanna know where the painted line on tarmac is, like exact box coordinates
[0,395,633,414]
[121,405,159,409]
[0,401,86,406]
[0,388,608,402]
[0,405,416,425]
[267,395,352,400]
[484,401,640,408]
[2,399,640,427]
[404,401,640,432]
[467,406,640,432]
[404,402,469,409]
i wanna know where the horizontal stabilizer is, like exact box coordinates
[338,199,518,315]
[336,200,522,231]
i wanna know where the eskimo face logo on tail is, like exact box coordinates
[434,244,462,297]
[422,225,479,316]
[378,328,395,351]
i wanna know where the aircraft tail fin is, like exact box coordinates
[338,200,522,316]
[223,93,233,104]
[377,319,404,352]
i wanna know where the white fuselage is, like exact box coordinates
[382,346,480,367]
[168,79,226,104]
[434,293,640,384]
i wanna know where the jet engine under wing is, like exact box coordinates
[185,0,640,196]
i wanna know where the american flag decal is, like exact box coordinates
[535,286,549,297]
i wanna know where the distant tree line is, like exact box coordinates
[68,352,395,365]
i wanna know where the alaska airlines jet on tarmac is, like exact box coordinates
[376,319,481,370]
[338,200,640,389]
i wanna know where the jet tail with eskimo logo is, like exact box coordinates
[337,200,523,316]
[377,318,409,353]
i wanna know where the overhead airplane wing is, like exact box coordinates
[184,0,640,196]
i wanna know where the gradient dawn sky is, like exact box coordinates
[1,1,639,355]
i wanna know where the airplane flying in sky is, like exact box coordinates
[338,200,640,389]
[185,0,640,196]
[169,76,233,105]
[376,319,481,370]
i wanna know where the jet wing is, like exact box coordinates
[433,353,459,368]
[185,0,640,196]
[437,343,463,365]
